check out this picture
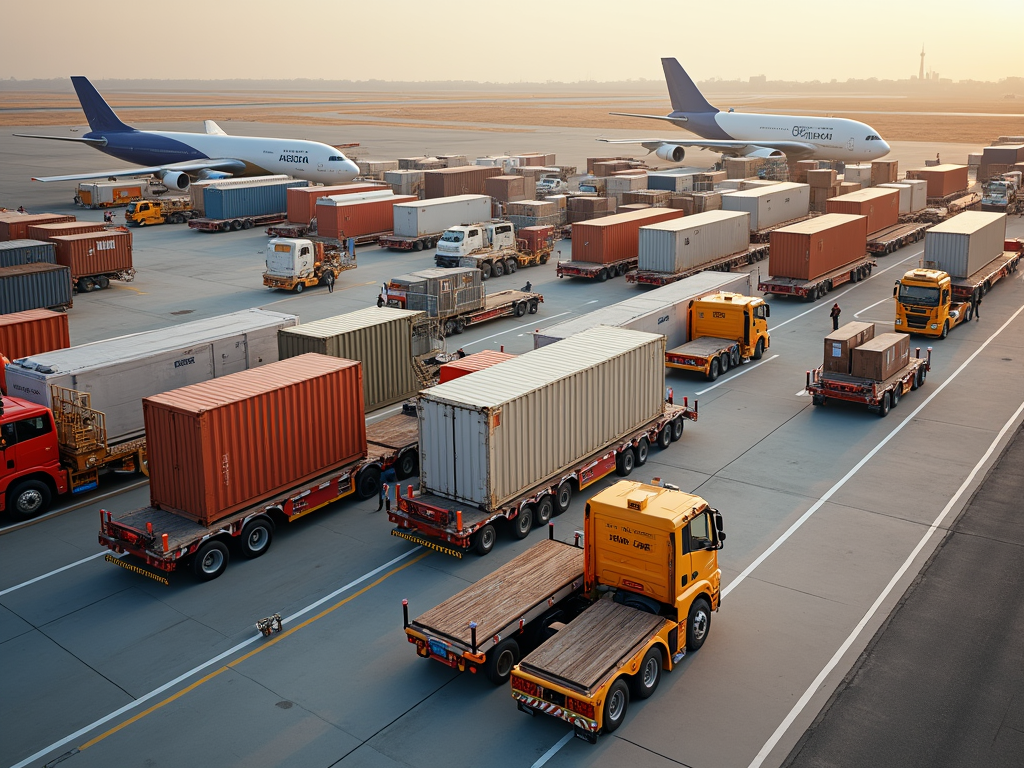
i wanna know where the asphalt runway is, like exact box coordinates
[1,124,1023,768]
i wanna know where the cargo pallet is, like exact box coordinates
[626,243,769,286]
[378,233,442,251]
[557,258,635,281]
[866,222,930,255]
[759,257,876,302]
[98,414,419,581]
[388,402,697,557]
[189,212,287,233]
[805,348,931,417]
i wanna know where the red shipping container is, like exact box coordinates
[769,213,868,280]
[0,214,76,242]
[144,354,366,525]
[287,183,388,223]
[0,309,70,394]
[27,222,108,240]
[825,188,899,235]
[518,225,554,254]
[49,231,133,279]
[316,195,417,239]
[570,209,685,264]
[424,166,502,199]
[905,165,970,199]
[439,350,516,383]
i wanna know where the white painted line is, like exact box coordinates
[694,355,780,395]
[531,731,575,768]
[746,395,1024,768]
[723,299,1024,601]
[0,552,118,598]
[795,390,809,397]
[463,312,571,347]
[854,297,891,318]
[8,547,422,768]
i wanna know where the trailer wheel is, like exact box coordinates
[505,259,517,274]
[511,507,533,540]
[484,638,520,685]
[602,679,630,734]
[657,427,672,450]
[493,260,505,278]
[414,240,423,251]
[686,598,712,652]
[616,447,635,477]
[474,524,496,556]
[321,271,335,289]
[397,450,418,479]
[192,540,229,581]
[528,300,539,314]
[730,347,741,368]
[939,321,949,340]
[555,481,573,514]
[230,220,242,231]
[239,517,274,559]
[878,391,891,418]
[597,268,608,282]
[242,220,253,230]
[78,278,95,293]
[293,281,304,294]
[536,497,554,527]
[917,367,927,388]
[707,358,720,381]
[7,479,52,520]
[719,353,730,374]
[454,318,466,334]
[635,437,650,466]
[671,417,684,442]
[631,647,663,700]
[480,262,491,280]
[514,302,527,317]
[355,465,382,500]
[96,276,110,290]
[891,385,901,408]
[444,319,458,337]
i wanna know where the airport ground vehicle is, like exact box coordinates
[866,222,930,255]
[758,257,875,301]
[124,198,197,226]
[664,292,770,380]
[981,174,1021,214]
[557,209,686,282]
[189,212,287,233]
[537,175,569,195]
[75,180,167,209]
[379,195,493,251]
[556,257,635,281]
[628,243,768,286]
[434,221,553,278]
[509,481,723,742]
[262,237,356,293]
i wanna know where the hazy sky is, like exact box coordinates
[3,0,1021,84]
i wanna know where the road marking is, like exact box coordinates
[746,395,1024,768]
[693,355,779,396]
[9,547,426,768]
[463,312,571,347]
[854,296,891,318]
[795,390,809,397]
[532,731,575,768]
[366,405,403,424]
[0,479,149,537]
[0,552,119,598]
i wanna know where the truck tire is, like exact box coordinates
[239,517,274,559]
[536,497,554,527]
[413,240,423,251]
[484,638,520,685]
[671,417,684,442]
[707,358,720,382]
[454,318,466,334]
[511,507,533,540]
[7,479,52,520]
[96,276,110,290]
[940,321,949,339]
[597,268,608,282]
[635,437,650,466]
[528,300,538,314]
[878,391,891,418]
[514,302,527,317]
[242,220,253,230]
[657,427,672,450]
[917,367,927,388]
[78,278,95,293]
[355,466,382,500]
[602,679,629,734]
[444,319,458,337]
[492,260,505,278]
[616,447,635,476]
[192,540,229,581]
[555,481,573,514]
[505,259,517,274]
[686,598,711,652]
[480,263,491,280]
[631,647,663,700]
[891,386,901,408]
[753,338,765,360]
[397,450,418,479]
[231,220,243,231]
[322,271,335,289]
[719,353,730,374]
[293,282,304,294]
[168,214,181,224]
[731,347,741,368]
[474,524,496,556]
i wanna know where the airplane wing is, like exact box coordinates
[609,112,688,125]
[598,137,819,160]
[31,157,247,183]
[13,133,108,146]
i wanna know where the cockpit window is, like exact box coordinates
[328,155,347,162]
[865,135,882,141]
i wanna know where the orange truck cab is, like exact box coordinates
[0,395,68,519]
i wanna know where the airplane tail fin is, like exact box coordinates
[71,76,133,133]
[661,58,717,114]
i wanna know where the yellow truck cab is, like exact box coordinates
[665,292,770,380]
[512,481,724,742]
[894,268,970,339]
[124,198,194,226]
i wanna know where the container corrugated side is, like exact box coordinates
[287,183,387,223]
[769,214,868,280]
[27,222,108,240]
[0,263,72,313]
[190,175,291,212]
[144,354,366,525]
[0,309,70,393]
[0,240,56,268]
[721,182,810,230]
[50,231,133,278]
[424,166,501,199]
[316,195,417,239]
[570,209,686,263]
[906,180,928,211]
[203,180,308,219]
[637,210,750,273]
[0,214,77,242]
[824,188,899,234]
[905,165,970,198]
[923,211,1007,278]
[419,327,666,511]
[277,307,425,412]
[392,195,492,237]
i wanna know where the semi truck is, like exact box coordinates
[125,198,197,226]
[664,292,770,380]
[434,221,553,279]
[262,237,356,293]
[379,195,493,251]
[981,174,1021,214]
[75,180,168,209]
[557,209,686,282]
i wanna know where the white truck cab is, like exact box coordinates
[537,175,568,194]
[436,222,516,259]
[265,238,316,280]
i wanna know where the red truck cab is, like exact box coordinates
[0,395,68,519]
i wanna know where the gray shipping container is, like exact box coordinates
[646,168,704,193]
[637,210,751,273]
[277,307,427,412]
[4,308,297,443]
[878,183,912,214]
[923,211,1007,278]
[0,263,72,313]
[0,239,56,268]
[906,180,928,212]
[533,271,753,350]
[189,175,291,213]
[418,327,666,511]
[722,182,810,231]
[392,195,492,237]
[389,267,484,317]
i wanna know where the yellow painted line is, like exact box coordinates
[113,284,148,295]
[78,550,430,751]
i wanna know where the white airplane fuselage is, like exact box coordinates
[709,112,890,162]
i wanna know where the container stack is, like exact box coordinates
[567,196,614,223]
[851,334,910,381]
[637,210,750,275]
[807,169,840,213]
[905,165,970,202]
[424,166,502,199]
[384,170,425,199]
[0,309,71,393]
[722,182,810,234]
[507,200,559,229]
[789,160,820,184]
[399,157,447,171]
[604,175,647,206]
[823,322,875,375]
[287,183,389,224]
[769,214,868,281]
[484,175,527,204]
[0,264,73,313]
[0,213,76,242]
[622,190,672,207]
[978,145,1024,181]
[570,208,685,265]
[825,187,899,235]
[646,169,703,193]
[514,153,556,166]
[356,160,400,179]
[724,157,765,179]
[923,211,1007,278]
[0,240,57,268]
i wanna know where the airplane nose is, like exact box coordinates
[343,159,359,178]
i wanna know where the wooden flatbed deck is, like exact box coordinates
[668,336,734,358]
[366,413,418,450]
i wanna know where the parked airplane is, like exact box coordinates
[16,77,360,189]
[602,58,890,163]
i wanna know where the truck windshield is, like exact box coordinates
[126,203,137,214]
[899,283,940,306]
[440,232,465,243]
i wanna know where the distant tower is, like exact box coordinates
[919,46,925,81]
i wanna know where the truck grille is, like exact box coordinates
[905,313,930,329]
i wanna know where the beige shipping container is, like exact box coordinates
[637,210,750,274]
[823,321,876,375]
[878,183,913,214]
[418,327,666,511]
[277,307,426,412]
[851,333,910,381]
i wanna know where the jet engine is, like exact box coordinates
[159,170,190,190]
[655,144,686,163]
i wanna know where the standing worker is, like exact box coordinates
[974,295,981,321]
[377,465,398,512]
[830,302,842,331]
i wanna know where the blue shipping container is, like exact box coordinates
[203,180,308,220]
[0,239,57,268]
[0,263,73,313]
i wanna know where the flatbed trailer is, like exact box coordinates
[759,256,876,302]
[867,222,930,255]
[805,348,931,416]
[99,414,419,581]
[436,289,543,336]
[378,232,443,251]
[436,247,551,280]
[750,214,815,243]
[388,402,696,557]
[626,243,770,286]
[266,222,391,245]
[556,258,635,281]
[949,250,1021,302]
[189,212,287,233]
[666,336,751,381]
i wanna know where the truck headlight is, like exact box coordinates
[930,323,937,330]
[895,319,902,326]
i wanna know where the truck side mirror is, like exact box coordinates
[764,305,770,318]
[893,282,898,297]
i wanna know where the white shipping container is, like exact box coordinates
[879,183,912,214]
[906,179,928,211]
[317,189,396,206]
[392,195,492,237]
[844,165,872,187]
[923,211,1007,278]
[721,182,810,231]
[637,210,750,274]
[4,309,297,444]
[418,327,666,511]
[533,271,753,350]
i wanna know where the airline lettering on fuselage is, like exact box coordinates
[792,126,833,141]
[279,154,309,164]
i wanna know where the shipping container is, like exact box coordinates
[419,327,666,511]
[823,321,875,375]
[424,166,501,199]
[923,211,1007,278]
[0,309,70,393]
[203,179,308,220]
[646,170,701,193]
[4,309,297,443]
[356,159,400,175]
[534,271,753,349]
[870,160,899,186]
[0,239,56,268]
[769,214,868,280]
[439,350,517,383]
[878,183,912,214]
[384,170,425,198]
[518,226,554,254]
[145,354,366,525]
[507,200,556,218]
[27,222,107,240]
[0,263,72,313]
[843,165,872,187]
[981,145,1024,165]
[287,183,388,223]
[277,307,426,412]
[76,181,146,208]
[851,333,910,381]
[392,195,492,237]
[807,169,837,188]
[315,194,417,239]
[188,175,291,214]
[637,210,750,274]
[0,214,76,242]
[571,208,686,264]
[49,231,133,279]
[906,180,927,212]
[484,175,526,203]
[905,165,969,199]
[721,182,810,231]
[388,268,484,317]
[825,187,899,235]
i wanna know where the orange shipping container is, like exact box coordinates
[287,183,388,224]
[49,231,133,279]
[0,214,76,242]
[905,165,970,199]
[518,225,554,254]
[424,166,502,199]
[144,354,366,526]
[769,213,868,280]
[0,309,70,394]
[316,195,417,239]
[27,222,107,240]
[570,208,686,264]
[439,350,516,383]
[825,188,899,235]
